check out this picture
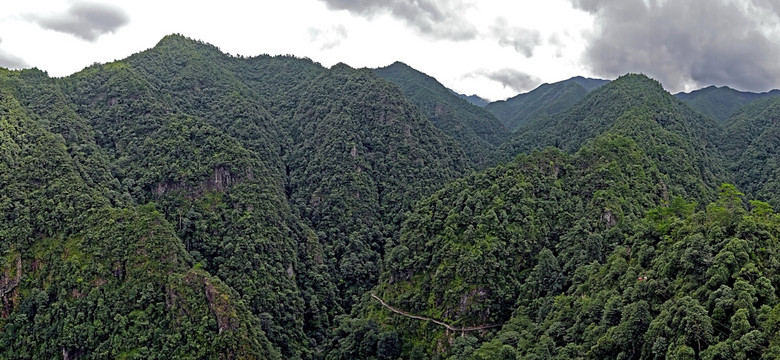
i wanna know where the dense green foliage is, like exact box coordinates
[720,97,780,208]
[0,77,278,359]
[285,63,469,307]
[2,34,779,359]
[375,62,508,167]
[348,133,666,357]
[485,76,608,132]
[334,140,780,359]
[676,85,780,122]
[326,74,779,359]
[2,34,469,358]
[455,186,780,359]
[501,74,727,201]
[58,38,317,357]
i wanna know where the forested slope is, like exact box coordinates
[720,97,780,208]
[325,73,780,359]
[1,34,470,358]
[328,87,780,359]
[58,39,318,357]
[375,62,508,167]
[0,71,279,359]
[285,62,469,307]
[501,74,727,201]
[485,76,607,132]
[676,85,780,122]
[2,34,779,360]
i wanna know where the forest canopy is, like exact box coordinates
[1,35,779,359]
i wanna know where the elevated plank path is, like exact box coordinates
[370,293,502,332]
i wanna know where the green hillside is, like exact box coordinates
[1,34,470,358]
[285,62,469,308]
[485,76,608,132]
[0,72,279,359]
[501,74,727,201]
[721,97,780,208]
[2,34,779,359]
[375,62,508,167]
[327,76,779,358]
[676,86,780,122]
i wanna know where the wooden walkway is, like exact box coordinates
[370,293,502,332]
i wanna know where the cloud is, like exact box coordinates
[547,33,565,57]
[308,25,349,50]
[0,38,28,69]
[468,68,540,93]
[318,0,477,41]
[26,2,129,42]
[571,0,780,92]
[490,17,541,57]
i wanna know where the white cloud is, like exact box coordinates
[25,1,129,42]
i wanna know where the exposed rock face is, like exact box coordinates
[155,166,243,197]
[0,254,22,319]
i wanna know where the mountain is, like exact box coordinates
[374,61,508,167]
[453,92,490,107]
[568,75,611,91]
[485,76,609,132]
[368,138,669,355]
[0,34,470,358]
[501,74,727,201]
[675,85,780,122]
[0,68,280,359]
[283,62,469,308]
[328,74,780,359]
[59,37,318,357]
[4,34,780,360]
[363,170,780,358]
[720,96,780,207]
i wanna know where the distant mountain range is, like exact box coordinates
[675,85,780,122]
[484,76,609,131]
[452,92,490,107]
[448,77,780,129]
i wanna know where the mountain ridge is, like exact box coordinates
[452,91,490,107]
[374,61,508,167]
[2,34,780,359]
[485,75,609,132]
[675,85,780,122]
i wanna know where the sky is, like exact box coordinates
[1,0,779,101]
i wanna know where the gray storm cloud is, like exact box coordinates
[26,2,129,42]
[0,38,28,69]
[318,0,477,41]
[571,0,780,92]
[469,68,540,93]
[490,17,541,57]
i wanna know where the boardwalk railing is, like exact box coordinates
[370,293,502,332]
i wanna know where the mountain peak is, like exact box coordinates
[388,61,411,68]
[567,75,610,91]
[156,33,196,47]
[485,75,609,131]
[374,61,508,167]
[454,92,490,107]
[330,62,354,71]
[151,33,223,55]
[675,83,780,121]
[611,73,664,89]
